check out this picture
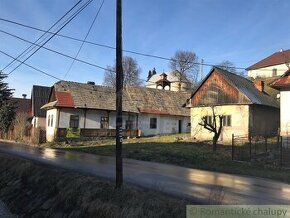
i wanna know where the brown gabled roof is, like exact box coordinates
[271,70,290,89]
[10,98,31,115]
[189,67,279,108]
[43,81,191,117]
[246,49,290,70]
[31,85,51,117]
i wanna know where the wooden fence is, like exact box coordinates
[0,126,46,144]
[56,128,139,141]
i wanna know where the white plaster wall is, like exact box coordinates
[32,117,46,129]
[145,84,157,89]
[191,105,249,142]
[59,108,85,128]
[46,109,58,142]
[248,63,288,78]
[58,109,138,130]
[280,90,290,136]
[138,114,190,136]
[145,82,188,92]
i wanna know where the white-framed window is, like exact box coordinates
[47,115,51,127]
[223,115,232,127]
[204,116,212,125]
[51,115,54,127]
[100,117,109,129]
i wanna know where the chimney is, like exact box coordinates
[87,81,95,85]
[147,70,152,81]
[254,80,264,92]
[22,94,27,99]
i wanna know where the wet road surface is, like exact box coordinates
[1,141,290,204]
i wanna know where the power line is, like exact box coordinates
[64,0,105,79]
[0,29,108,71]
[0,16,247,70]
[7,0,94,75]
[1,0,83,72]
[0,49,61,80]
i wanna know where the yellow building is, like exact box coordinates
[187,67,279,143]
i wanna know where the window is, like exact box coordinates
[272,68,277,77]
[47,115,51,127]
[100,117,109,129]
[204,116,212,125]
[187,122,191,127]
[150,118,157,129]
[125,120,133,129]
[51,115,54,127]
[223,115,232,127]
[69,115,79,128]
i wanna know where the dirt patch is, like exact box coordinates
[0,153,188,218]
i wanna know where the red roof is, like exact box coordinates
[271,70,290,89]
[55,91,74,107]
[138,108,170,115]
[246,50,290,70]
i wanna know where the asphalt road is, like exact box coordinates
[1,141,290,204]
[0,200,15,218]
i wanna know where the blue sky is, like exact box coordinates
[0,0,290,97]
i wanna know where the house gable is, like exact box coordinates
[31,85,51,117]
[191,68,250,107]
[271,70,290,90]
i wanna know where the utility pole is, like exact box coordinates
[115,0,123,188]
[200,59,204,81]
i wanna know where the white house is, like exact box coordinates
[146,68,191,92]
[42,81,191,142]
[271,70,290,141]
[246,49,290,79]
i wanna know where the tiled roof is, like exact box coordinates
[246,49,290,70]
[125,86,191,116]
[55,91,74,107]
[271,70,290,89]
[45,81,191,117]
[31,85,51,117]
[190,67,279,108]
[248,76,280,98]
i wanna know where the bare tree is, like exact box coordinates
[199,107,223,153]
[169,50,199,89]
[217,60,245,76]
[103,56,142,87]
[12,112,28,141]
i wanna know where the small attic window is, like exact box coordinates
[272,68,277,76]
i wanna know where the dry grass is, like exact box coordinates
[0,153,189,218]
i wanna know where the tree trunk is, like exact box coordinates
[213,135,218,153]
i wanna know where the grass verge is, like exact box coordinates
[42,134,290,184]
[0,153,189,218]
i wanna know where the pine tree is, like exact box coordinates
[0,71,15,133]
